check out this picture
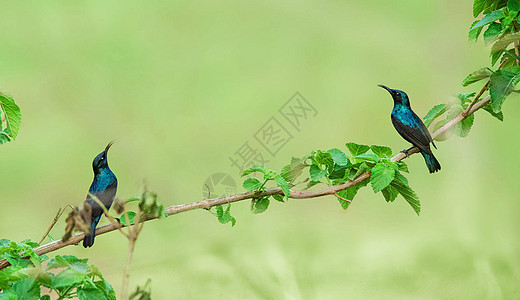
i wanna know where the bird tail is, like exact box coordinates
[83,225,96,248]
[420,150,441,173]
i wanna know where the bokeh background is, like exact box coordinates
[1,0,519,299]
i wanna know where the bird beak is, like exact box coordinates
[378,84,393,94]
[104,140,114,154]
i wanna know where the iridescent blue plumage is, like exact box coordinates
[379,85,441,173]
[83,141,118,248]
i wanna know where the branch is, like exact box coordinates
[0,94,493,270]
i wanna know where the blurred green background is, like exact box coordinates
[1,0,519,299]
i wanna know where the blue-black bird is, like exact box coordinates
[379,85,441,173]
[83,141,118,248]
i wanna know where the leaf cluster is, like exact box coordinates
[465,0,520,115]
[0,92,21,145]
[0,239,115,300]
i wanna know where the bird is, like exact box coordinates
[379,85,441,173]
[83,141,118,247]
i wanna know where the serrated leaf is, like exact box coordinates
[280,157,307,183]
[508,0,520,14]
[396,161,409,173]
[482,102,504,120]
[370,163,396,193]
[0,92,21,140]
[456,114,475,137]
[491,31,520,52]
[423,104,447,127]
[252,197,269,214]
[215,204,236,226]
[52,268,87,288]
[471,10,506,30]
[489,69,520,112]
[381,185,399,202]
[264,169,277,180]
[370,145,393,158]
[355,153,379,163]
[315,150,334,169]
[0,130,11,144]
[336,179,369,209]
[483,22,503,45]
[457,92,477,103]
[327,148,349,166]
[394,172,409,186]
[462,68,493,86]
[345,142,370,156]
[469,20,484,41]
[243,178,262,191]
[309,164,327,182]
[274,174,290,200]
[491,49,504,65]
[390,180,420,215]
[241,165,266,177]
[473,0,487,17]
[272,194,285,202]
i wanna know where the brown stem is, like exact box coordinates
[0,94,495,271]
[38,206,73,244]
[464,58,507,116]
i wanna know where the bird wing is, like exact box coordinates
[391,115,432,152]
[86,182,117,219]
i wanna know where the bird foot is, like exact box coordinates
[400,149,410,158]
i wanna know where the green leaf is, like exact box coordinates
[469,20,484,41]
[120,211,136,226]
[274,175,290,200]
[355,153,379,163]
[280,157,307,183]
[252,197,269,214]
[508,0,520,14]
[491,31,520,52]
[423,104,447,127]
[315,151,334,169]
[243,178,262,191]
[345,142,370,156]
[482,102,504,120]
[263,169,277,180]
[335,190,351,210]
[473,0,487,17]
[471,10,506,30]
[381,185,399,202]
[327,148,349,166]
[216,204,236,226]
[12,277,39,300]
[456,114,475,137]
[241,165,266,177]
[462,68,493,86]
[309,164,327,182]
[272,194,285,202]
[491,49,504,65]
[489,69,520,112]
[51,268,87,288]
[457,92,477,103]
[370,145,392,158]
[370,163,396,193]
[77,288,106,300]
[0,130,11,144]
[396,161,409,173]
[391,179,421,215]
[483,22,503,45]
[395,172,409,186]
[0,92,21,140]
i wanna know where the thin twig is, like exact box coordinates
[464,58,508,116]
[0,94,495,271]
[333,191,352,203]
[38,206,74,244]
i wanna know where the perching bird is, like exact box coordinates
[379,85,441,173]
[83,141,118,247]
